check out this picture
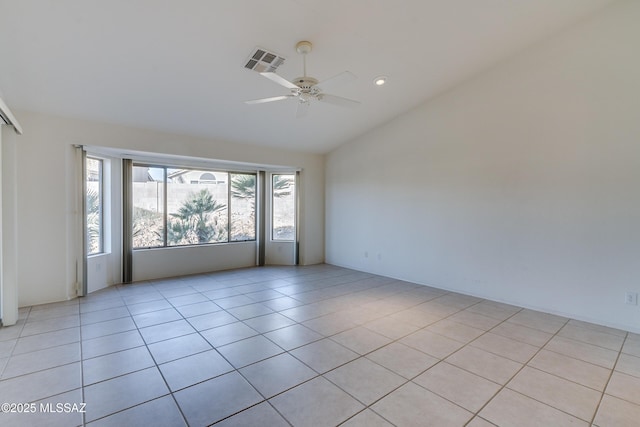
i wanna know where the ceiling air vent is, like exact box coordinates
[244,47,285,73]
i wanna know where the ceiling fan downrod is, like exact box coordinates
[296,41,312,78]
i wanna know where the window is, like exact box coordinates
[272,174,295,240]
[132,166,165,248]
[166,169,228,246]
[230,173,256,241]
[86,157,103,255]
[132,164,256,249]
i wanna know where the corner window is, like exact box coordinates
[86,157,103,255]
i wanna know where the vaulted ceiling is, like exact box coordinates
[0,0,616,153]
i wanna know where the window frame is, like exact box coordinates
[229,172,258,243]
[86,156,104,256]
[271,173,296,242]
[132,163,257,250]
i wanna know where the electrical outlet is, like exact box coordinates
[625,292,638,305]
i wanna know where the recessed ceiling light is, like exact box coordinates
[374,76,387,86]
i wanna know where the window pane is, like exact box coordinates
[132,166,165,248]
[86,157,103,254]
[230,173,256,241]
[272,174,295,241]
[166,169,228,246]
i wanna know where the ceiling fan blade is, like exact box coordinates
[245,95,293,105]
[296,101,310,118]
[318,93,360,108]
[317,71,356,91]
[260,72,298,90]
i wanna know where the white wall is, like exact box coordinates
[1,125,3,320]
[326,0,640,332]
[133,242,256,282]
[1,124,19,325]
[15,111,324,307]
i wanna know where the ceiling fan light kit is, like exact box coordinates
[245,40,360,117]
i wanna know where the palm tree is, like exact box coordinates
[86,188,101,253]
[271,175,295,240]
[231,174,256,201]
[168,189,226,244]
[273,174,293,197]
[229,174,256,240]
[229,174,293,241]
[230,174,292,204]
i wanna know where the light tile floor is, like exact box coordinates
[0,264,639,426]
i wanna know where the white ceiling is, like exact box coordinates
[0,0,615,153]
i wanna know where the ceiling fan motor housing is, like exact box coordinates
[245,39,359,113]
[293,76,318,90]
[291,76,320,102]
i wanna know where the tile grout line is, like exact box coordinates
[464,315,625,425]
[128,280,210,427]
[197,267,384,426]
[78,289,188,426]
[388,301,530,426]
[78,269,359,425]
[317,297,512,425]
[147,270,320,426]
[72,280,640,425]
[161,282,286,427]
[463,314,569,421]
[77,301,86,427]
[588,331,628,426]
[4,302,84,426]
[1,306,81,376]
[5,266,640,426]
[197,271,436,425]
[0,307,29,378]
[75,275,467,425]
[302,298,502,425]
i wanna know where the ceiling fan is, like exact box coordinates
[245,41,360,118]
